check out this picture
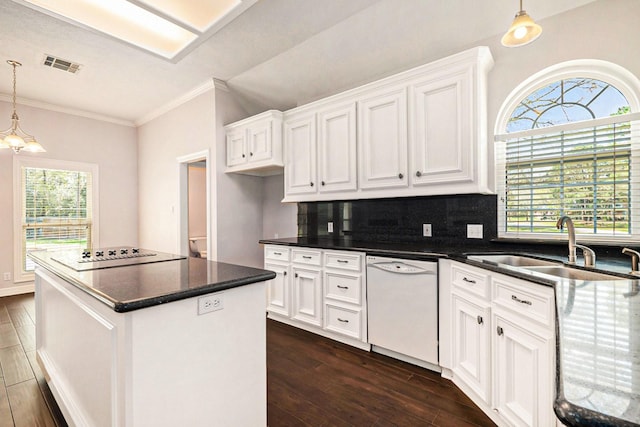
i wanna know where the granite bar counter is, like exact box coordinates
[29,247,275,427]
[260,236,640,427]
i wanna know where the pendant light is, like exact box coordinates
[501,0,542,47]
[0,60,45,153]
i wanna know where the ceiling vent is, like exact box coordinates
[42,55,82,74]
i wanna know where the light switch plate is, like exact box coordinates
[422,224,432,237]
[328,222,334,233]
[467,224,483,239]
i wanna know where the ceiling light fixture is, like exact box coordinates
[0,60,45,153]
[501,0,542,47]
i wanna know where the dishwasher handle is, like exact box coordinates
[368,261,436,275]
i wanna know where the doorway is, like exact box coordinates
[177,150,210,258]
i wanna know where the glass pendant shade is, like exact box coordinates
[501,5,542,47]
[0,60,45,153]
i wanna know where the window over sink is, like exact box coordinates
[495,60,640,242]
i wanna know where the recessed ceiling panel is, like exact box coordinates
[14,0,254,60]
[134,0,242,33]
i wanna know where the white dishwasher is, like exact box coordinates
[366,256,439,370]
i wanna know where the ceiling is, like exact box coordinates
[0,0,597,126]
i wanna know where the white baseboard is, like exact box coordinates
[0,284,35,297]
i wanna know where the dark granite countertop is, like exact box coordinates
[29,249,275,313]
[260,236,640,427]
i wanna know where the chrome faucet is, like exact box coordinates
[556,216,596,267]
[622,248,640,275]
[556,216,577,264]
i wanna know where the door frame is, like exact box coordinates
[177,150,210,258]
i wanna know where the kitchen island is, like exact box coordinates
[29,248,275,427]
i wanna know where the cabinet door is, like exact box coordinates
[409,68,473,186]
[452,293,491,404]
[493,314,553,427]
[265,262,290,317]
[357,87,408,190]
[226,128,247,167]
[291,266,322,327]
[247,120,272,163]
[317,102,357,193]
[284,114,317,196]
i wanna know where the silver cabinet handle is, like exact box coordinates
[338,318,349,323]
[463,277,476,284]
[302,256,312,259]
[497,326,504,336]
[337,259,348,264]
[273,251,282,256]
[337,285,349,290]
[477,315,483,325]
[511,295,532,305]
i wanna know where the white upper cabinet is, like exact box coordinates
[358,87,408,190]
[317,102,358,193]
[284,112,317,196]
[409,66,473,186]
[280,46,493,202]
[224,110,283,176]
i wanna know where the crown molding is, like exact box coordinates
[135,79,216,126]
[0,94,135,127]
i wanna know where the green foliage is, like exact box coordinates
[24,168,89,221]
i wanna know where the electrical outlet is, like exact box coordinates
[422,224,432,237]
[3,272,10,281]
[467,224,483,239]
[198,294,224,315]
[328,222,334,233]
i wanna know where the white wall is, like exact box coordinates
[137,90,216,254]
[188,164,207,238]
[137,83,275,268]
[0,102,138,293]
[262,175,297,239]
[212,86,265,268]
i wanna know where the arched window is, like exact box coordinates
[495,60,640,242]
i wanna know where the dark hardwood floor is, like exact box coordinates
[0,293,495,426]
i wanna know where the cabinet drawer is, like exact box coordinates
[265,246,290,262]
[324,251,362,271]
[325,272,361,305]
[324,304,362,340]
[292,249,322,266]
[492,278,554,327]
[452,264,490,300]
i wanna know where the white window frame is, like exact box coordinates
[13,157,99,282]
[494,60,640,243]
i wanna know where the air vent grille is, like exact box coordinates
[43,55,82,74]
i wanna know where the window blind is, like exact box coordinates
[496,114,640,240]
[22,166,92,272]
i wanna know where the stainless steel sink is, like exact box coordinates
[467,254,560,267]
[523,266,627,281]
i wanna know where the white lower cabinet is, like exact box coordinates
[451,293,491,403]
[291,265,322,327]
[441,259,555,427]
[493,313,553,427]
[264,245,367,349]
